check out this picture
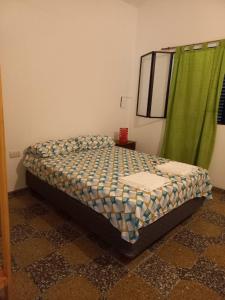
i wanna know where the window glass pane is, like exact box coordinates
[151,53,172,117]
[137,54,152,116]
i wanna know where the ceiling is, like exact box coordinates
[121,0,147,7]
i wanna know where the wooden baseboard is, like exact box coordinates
[8,187,28,198]
[212,186,225,193]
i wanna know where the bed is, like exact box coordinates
[24,136,212,258]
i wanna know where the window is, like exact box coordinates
[217,75,225,125]
[136,51,174,118]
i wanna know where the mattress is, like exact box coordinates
[23,146,212,243]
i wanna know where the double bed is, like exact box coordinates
[24,136,212,258]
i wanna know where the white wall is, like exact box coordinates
[131,0,225,189]
[0,0,137,191]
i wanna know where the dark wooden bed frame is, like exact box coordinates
[26,171,205,258]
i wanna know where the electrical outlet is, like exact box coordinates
[120,97,127,109]
[9,151,21,159]
[120,96,132,109]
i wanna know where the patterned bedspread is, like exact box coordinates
[23,146,212,243]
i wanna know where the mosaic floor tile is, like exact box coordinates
[45,230,67,248]
[9,211,26,228]
[36,210,66,228]
[157,240,199,269]
[12,237,54,267]
[79,254,127,292]
[107,274,162,300]
[110,248,152,271]
[135,254,180,296]
[148,237,166,252]
[9,192,39,210]
[210,232,225,245]
[164,224,185,238]
[59,242,91,266]
[56,221,82,239]
[4,189,225,299]
[206,200,225,217]
[11,271,40,300]
[0,250,20,273]
[203,244,225,268]
[25,252,72,292]
[29,216,55,232]
[168,280,222,300]
[43,276,100,300]
[147,225,184,254]
[21,203,49,220]
[201,210,225,227]
[186,217,223,238]
[173,228,209,253]
[10,224,36,244]
[59,235,105,266]
[185,257,225,297]
[45,222,82,247]
[11,255,20,273]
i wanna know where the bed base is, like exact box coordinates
[26,171,205,258]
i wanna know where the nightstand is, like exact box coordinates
[115,140,136,150]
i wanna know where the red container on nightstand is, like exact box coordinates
[119,128,128,144]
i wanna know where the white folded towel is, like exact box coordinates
[156,161,198,176]
[119,172,171,192]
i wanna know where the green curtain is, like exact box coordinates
[161,41,225,169]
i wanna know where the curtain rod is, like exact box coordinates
[161,38,224,50]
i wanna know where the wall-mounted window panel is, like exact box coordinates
[136,51,174,118]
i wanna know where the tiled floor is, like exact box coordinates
[3,188,225,299]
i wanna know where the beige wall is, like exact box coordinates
[0,0,137,191]
[131,0,225,189]
[1,0,225,191]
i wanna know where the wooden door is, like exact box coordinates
[0,70,11,299]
